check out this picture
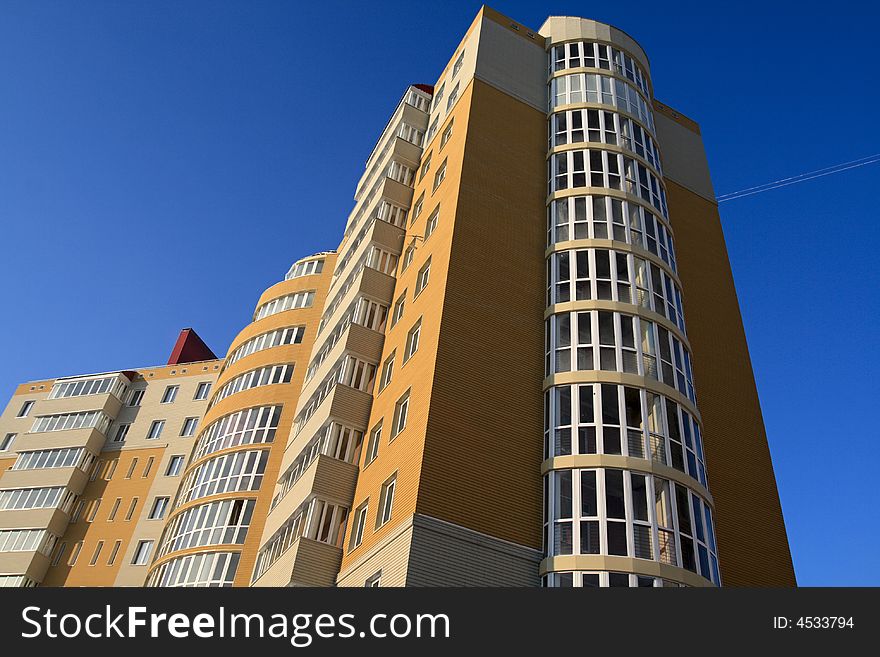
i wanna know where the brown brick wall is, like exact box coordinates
[666,180,796,586]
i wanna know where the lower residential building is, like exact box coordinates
[0,7,795,587]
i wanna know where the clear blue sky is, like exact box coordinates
[1,0,877,585]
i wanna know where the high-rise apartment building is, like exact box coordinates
[0,6,795,588]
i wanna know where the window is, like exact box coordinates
[426,116,439,143]
[446,83,459,111]
[180,417,199,437]
[0,486,71,511]
[379,352,395,391]
[48,375,126,400]
[177,450,269,506]
[452,50,465,77]
[128,389,145,406]
[147,420,165,440]
[365,422,382,465]
[433,83,445,109]
[391,390,410,438]
[108,498,121,521]
[148,551,240,588]
[366,246,398,276]
[142,456,154,478]
[125,498,139,521]
[132,540,154,565]
[440,119,454,148]
[107,540,122,566]
[17,400,35,417]
[12,447,92,472]
[160,385,179,404]
[51,542,67,566]
[89,541,104,566]
[0,433,15,451]
[68,542,83,566]
[30,410,112,435]
[404,319,422,362]
[148,497,170,520]
[194,382,212,400]
[226,327,305,368]
[286,258,325,279]
[415,258,431,296]
[112,424,130,443]
[420,152,432,181]
[350,502,368,549]
[412,192,424,221]
[210,364,294,407]
[70,502,85,522]
[125,458,139,479]
[401,246,415,272]
[166,455,185,476]
[85,499,101,522]
[391,292,406,327]
[193,406,280,459]
[365,571,382,587]
[377,475,396,527]
[158,499,254,557]
[254,290,315,321]
[433,159,447,191]
[425,206,439,239]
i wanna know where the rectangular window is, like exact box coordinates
[68,541,83,566]
[131,540,153,565]
[148,497,169,520]
[412,192,424,221]
[70,501,84,523]
[401,246,415,272]
[86,499,101,522]
[420,152,432,181]
[432,159,447,191]
[365,571,382,587]
[127,389,144,406]
[125,458,139,479]
[377,475,396,527]
[51,542,66,566]
[147,420,165,439]
[433,83,445,109]
[391,390,410,438]
[89,541,104,566]
[194,382,212,400]
[446,83,459,111]
[404,319,422,362]
[112,424,130,443]
[142,456,154,478]
[0,433,15,451]
[108,498,121,521]
[180,417,199,437]
[415,258,431,296]
[379,353,395,391]
[452,51,465,77]
[125,497,139,521]
[440,119,454,148]
[391,292,406,327]
[160,385,179,404]
[17,401,35,417]
[165,455,184,476]
[107,540,122,565]
[365,422,381,465]
[425,206,439,238]
[350,503,368,549]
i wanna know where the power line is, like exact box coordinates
[717,153,880,202]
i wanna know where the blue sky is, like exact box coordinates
[1,0,877,585]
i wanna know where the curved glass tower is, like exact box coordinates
[541,19,718,587]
